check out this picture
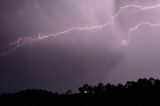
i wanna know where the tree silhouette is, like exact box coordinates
[78,84,93,94]
[1,78,160,106]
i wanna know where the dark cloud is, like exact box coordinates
[0,24,124,92]
[1,0,160,93]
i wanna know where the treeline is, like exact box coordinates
[1,78,160,106]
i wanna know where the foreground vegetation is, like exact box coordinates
[1,78,160,106]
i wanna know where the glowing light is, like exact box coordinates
[84,91,88,94]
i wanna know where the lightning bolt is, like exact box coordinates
[1,3,160,58]
[122,22,160,46]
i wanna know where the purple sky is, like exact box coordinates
[1,0,160,93]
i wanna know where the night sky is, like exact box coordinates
[1,0,160,93]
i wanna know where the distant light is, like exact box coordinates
[84,91,88,94]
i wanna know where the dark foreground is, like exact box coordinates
[1,78,160,106]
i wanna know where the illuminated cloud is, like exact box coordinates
[1,2,160,57]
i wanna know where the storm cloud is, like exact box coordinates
[1,0,160,93]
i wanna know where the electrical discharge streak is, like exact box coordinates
[1,4,160,58]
